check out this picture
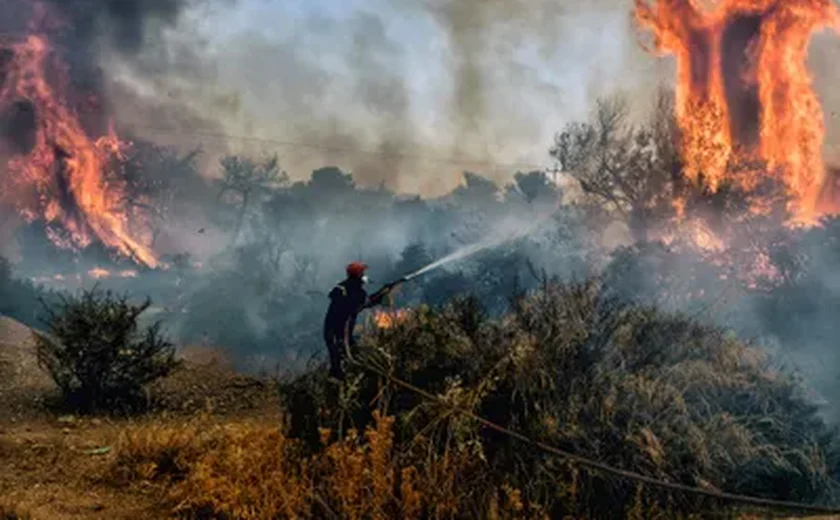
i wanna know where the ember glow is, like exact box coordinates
[88,267,111,279]
[0,9,159,267]
[635,0,840,223]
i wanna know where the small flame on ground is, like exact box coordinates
[374,309,410,329]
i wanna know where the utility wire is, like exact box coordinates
[0,33,558,173]
[127,124,555,172]
[351,358,840,517]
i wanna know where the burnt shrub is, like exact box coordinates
[34,286,180,414]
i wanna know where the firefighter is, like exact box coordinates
[323,262,385,380]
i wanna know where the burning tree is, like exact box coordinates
[634,0,840,223]
[0,5,160,268]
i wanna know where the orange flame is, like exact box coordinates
[88,267,111,279]
[635,0,840,223]
[0,25,158,267]
[374,309,410,329]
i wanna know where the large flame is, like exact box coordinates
[0,28,158,267]
[635,0,840,223]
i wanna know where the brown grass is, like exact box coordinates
[108,410,546,519]
[0,416,166,519]
[0,337,285,519]
[106,411,822,519]
[0,505,31,520]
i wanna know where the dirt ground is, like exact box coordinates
[0,316,283,519]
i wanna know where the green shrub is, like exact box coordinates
[34,286,181,414]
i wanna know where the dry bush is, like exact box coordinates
[34,287,180,414]
[111,280,840,518]
[283,281,840,518]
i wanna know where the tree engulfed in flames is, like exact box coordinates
[635,0,840,223]
[0,27,158,267]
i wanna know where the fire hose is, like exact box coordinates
[366,265,433,307]
[366,276,408,308]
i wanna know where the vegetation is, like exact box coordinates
[5,90,835,388]
[34,286,180,413]
[270,281,840,518]
[85,281,839,518]
[0,506,30,520]
[111,412,523,519]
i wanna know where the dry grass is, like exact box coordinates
[108,410,542,519]
[0,335,285,519]
[0,415,166,519]
[0,506,31,520]
[105,411,824,519]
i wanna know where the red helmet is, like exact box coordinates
[346,262,368,278]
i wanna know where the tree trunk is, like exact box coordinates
[231,190,249,246]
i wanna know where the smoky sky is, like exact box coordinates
[4,0,838,194]
[103,0,664,195]
[0,0,214,134]
[48,0,188,53]
[0,0,201,76]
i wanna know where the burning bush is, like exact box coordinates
[34,286,180,413]
[280,282,840,517]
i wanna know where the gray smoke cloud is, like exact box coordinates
[103,0,665,195]
[3,0,840,197]
[0,0,223,140]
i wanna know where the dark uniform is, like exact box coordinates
[323,276,369,380]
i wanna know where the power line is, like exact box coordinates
[0,32,558,173]
[128,124,555,172]
[352,358,840,517]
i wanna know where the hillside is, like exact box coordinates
[0,317,52,422]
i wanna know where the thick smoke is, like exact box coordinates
[104,0,663,195]
[0,0,202,106]
[48,0,187,52]
[0,0,218,148]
